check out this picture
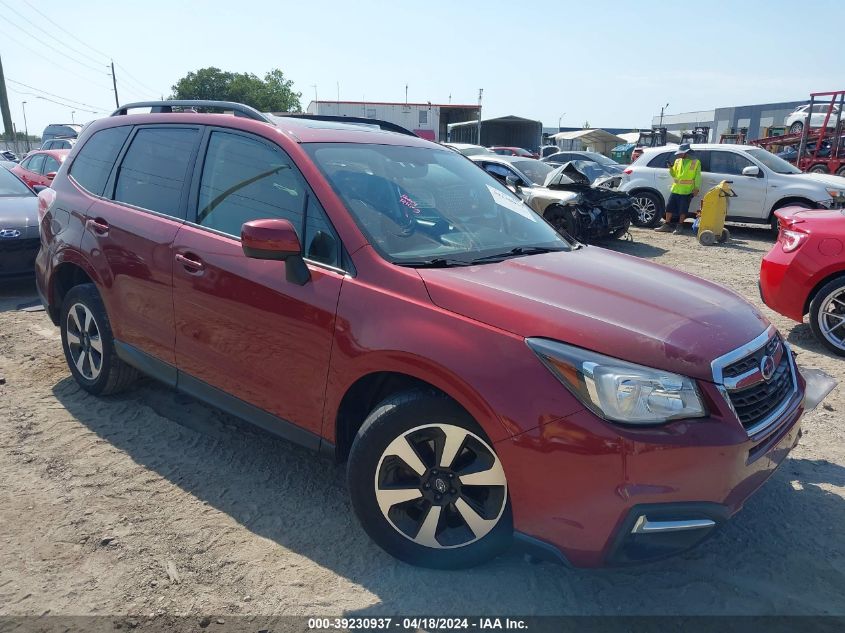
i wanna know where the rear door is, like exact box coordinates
[16,154,45,189]
[701,149,766,219]
[172,128,345,438]
[81,124,202,370]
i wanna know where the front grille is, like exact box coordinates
[728,353,793,429]
[0,238,39,275]
[714,330,797,435]
[722,335,781,379]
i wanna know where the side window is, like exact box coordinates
[196,131,305,237]
[707,151,753,175]
[43,141,54,150]
[647,151,674,168]
[483,163,514,182]
[114,127,199,216]
[25,154,46,174]
[70,126,132,196]
[43,156,61,175]
[303,195,341,268]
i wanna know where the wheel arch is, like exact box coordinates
[47,256,101,325]
[804,268,845,316]
[769,196,818,220]
[331,369,496,464]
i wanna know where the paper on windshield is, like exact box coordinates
[486,184,537,222]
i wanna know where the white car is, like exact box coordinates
[443,143,493,156]
[619,144,845,229]
[784,104,841,134]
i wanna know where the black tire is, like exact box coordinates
[544,205,578,239]
[698,230,716,246]
[631,191,663,227]
[347,389,512,569]
[809,277,845,356]
[837,166,845,177]
[609,219,631,240]
[717,228,730,243]
[60,283,138,395]
[809,164,829,174]
[789,121,803,134]
[770,201,813,233]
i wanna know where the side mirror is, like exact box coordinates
[741,165,760,177]
[241,218,310,285]
[46,172,57,180]
[506,175,522,190]
[33,185,47,193]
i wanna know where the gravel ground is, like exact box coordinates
[1,224,844,618]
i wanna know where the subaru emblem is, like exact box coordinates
[760,355,776,381]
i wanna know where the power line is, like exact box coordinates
[21,0,111,61]
[0,0,110,75]
[114,61,159,96]
[6,79,109,111]
[7,86,102,114]
[0,25,112,92]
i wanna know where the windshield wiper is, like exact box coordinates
[395,257,474,268]
[468,246,568,264]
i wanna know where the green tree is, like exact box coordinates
[170,67,302,112]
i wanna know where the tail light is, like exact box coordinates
[780,228,808,253]
[37,187,56,223]
[623,168,633,175]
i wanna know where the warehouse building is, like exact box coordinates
[306,100,479,142]
[448,115,543,152]
[651,100,806,142]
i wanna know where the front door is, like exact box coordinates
[701,150,767,219]
[172,129,345,436]
[81,124,202,367]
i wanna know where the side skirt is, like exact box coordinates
[115,340,334,455]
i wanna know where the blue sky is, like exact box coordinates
[2,0,843,137]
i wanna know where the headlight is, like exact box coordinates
[526,338,706,425]
[826,188,844,200]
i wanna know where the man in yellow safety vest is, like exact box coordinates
[655,143,701,234]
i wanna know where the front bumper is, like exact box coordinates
[498,366,807,568]
[0,237,39,278]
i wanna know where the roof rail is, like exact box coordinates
[277,113,418,137]
[111,100,272,124]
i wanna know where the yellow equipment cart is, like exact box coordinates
[696,180,736,246]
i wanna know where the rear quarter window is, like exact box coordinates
[647,151,674,168]
[70,126,132,196]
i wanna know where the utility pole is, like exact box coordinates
[110,60,120,108]
[659,102,669,128]
[0,55,14,146]
[477,88,483,145]
[71,111,76,123]
[405,84,408,105]
[21,101,29,152]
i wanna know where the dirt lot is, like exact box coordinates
[1,224,844,618]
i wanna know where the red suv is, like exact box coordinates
[36,101,812,569]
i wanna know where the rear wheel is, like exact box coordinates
[348,390,512,569]
[809,164,829,174]
[837,166,845,177]
[60,284,138,395]
[631,191,663,227]
[789,121,804,134]
[810,277,845,356]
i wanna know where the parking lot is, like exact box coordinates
[1,224,843,618]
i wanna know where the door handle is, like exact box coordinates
[175,252,205,273]
[86,217,109,235]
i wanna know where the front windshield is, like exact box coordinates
[305,143,569,264]
[745,148,802,174]
[511,159,554,185]
[0,167,34,197]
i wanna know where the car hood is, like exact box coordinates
[0,195,38,236]
[418,247,769,381]
[797,173,845,189]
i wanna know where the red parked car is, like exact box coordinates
[761,206,845,354]
[36,100,816,569]
[490,146,539,159]
[12,149,69,190]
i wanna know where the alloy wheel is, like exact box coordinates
[374,424,507,549]
[818,288,845,351]
[66,302,104,380]
[633,196,657,224]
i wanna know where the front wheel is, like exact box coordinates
[810,277,845,356]
[809,164,829,174]
[60,284,138,395]
[631,191,663,227]
[544,205,578,239]
[348,390,512,569]
[789,121,804,134]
